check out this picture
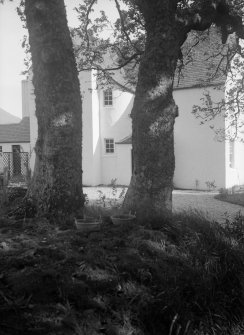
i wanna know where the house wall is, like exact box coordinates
[225,54,244,189]
[234,140,244,186]
[23,70,232,190]
[97,86,226,190]
[80,70,101,186]
[22,79,37,171]
[225,138,244,188]
[98,89,133,185]
[173,87,226,190]
[116,145,132,185]
[0,142,30,153]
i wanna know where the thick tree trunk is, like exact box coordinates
[123,2,185,222]
[25,0,84,218]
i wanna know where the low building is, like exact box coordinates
[0,117,31,183]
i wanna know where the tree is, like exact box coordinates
[75,0,244,222]
[23,0,84,219]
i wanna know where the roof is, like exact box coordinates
[116,135,132,145]
[103,27,226,92]
[0,117,30,143]
[174,28,226,90]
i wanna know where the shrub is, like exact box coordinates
[132,212,244,334]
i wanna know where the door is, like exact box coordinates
[12,145,21,175]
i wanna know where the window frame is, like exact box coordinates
[104,138,115,154]
[103,89,113,107]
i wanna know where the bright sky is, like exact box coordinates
[0,0,118,118]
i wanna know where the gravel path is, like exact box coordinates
[84,187,244,223]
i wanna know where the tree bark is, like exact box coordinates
[123,1,187,222]
[25,0,84,218]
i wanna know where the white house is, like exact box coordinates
[21,28,244,191]
[21,65,244,191]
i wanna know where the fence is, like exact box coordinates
[0,152,30,185]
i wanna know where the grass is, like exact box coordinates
[0,197,244,334]
[215,192,244,207]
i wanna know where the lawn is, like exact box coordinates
[215,192,244,207]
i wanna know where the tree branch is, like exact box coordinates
[78,62,135,94]
[114,0,142,54]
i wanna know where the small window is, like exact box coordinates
[104,89,113,106]
[0,146,2,153]
[105,138,114,153]
[229,140,235,168]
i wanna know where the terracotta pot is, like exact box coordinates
[111,214,136,226]
[75,217,101,232]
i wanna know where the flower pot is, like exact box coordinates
[75,217,101,232]
[111,214,136,226]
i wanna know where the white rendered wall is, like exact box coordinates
[80,70,101,186]
[116,145,132,185]
[23,70,231,190]
[22,79,37,172]
[98,89,133,185]
[173,87,226,190]
[0,142,30,153]
[225,49,244,189]
[225,139,244,188]
[234,139,244,186]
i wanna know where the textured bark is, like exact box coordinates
[123,1,187,222]
[25,0,84,218]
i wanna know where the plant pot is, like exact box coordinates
[75,217,101,232]
[111,214,136,226]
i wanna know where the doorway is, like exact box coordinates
[12,145,21,176]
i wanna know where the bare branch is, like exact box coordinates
[78,51,141,73]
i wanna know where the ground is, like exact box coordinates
[0,188,244,334]
[84,187,244,223]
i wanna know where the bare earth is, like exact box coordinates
[84,187,244,223]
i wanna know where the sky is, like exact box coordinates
[0,0,118,119]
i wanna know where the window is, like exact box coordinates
[104,89,113,106]
[105,139,114,153]
[229,140,235,168]
[0,146,2,153]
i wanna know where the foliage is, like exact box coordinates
[205,180,217,191]
[222,210,244,244]
[95,179,126,209]
[7,186,27,203]
[72,0,144,92]
[215,191,244,207]
[192,36,244,141]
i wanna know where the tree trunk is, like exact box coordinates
[25,0,84,218]
[123,2,186,222]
